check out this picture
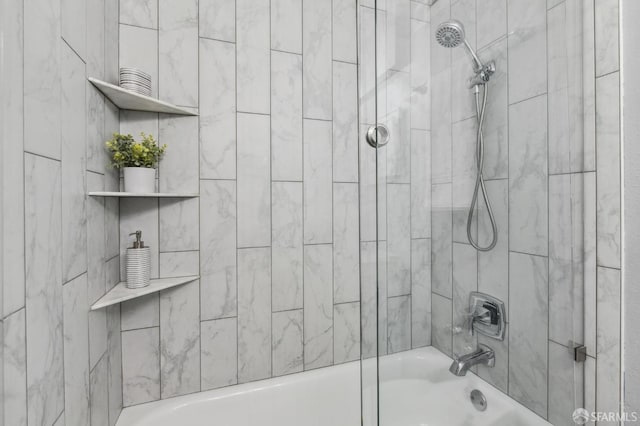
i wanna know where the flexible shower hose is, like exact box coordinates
[467,84,498,251]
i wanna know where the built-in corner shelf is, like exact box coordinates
[90,275,199,310]
[89,192,199,198]
[88,78,198,116]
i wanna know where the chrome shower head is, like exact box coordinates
[435,20,465,48]
[435,20,484,73]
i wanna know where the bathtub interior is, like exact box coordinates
[117,347,549,426]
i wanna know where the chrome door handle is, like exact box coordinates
[365,124,390,148]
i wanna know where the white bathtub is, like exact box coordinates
[116,347,550,426]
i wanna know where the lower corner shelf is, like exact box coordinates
[91,275,199,310]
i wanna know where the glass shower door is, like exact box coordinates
[360,0,595,424]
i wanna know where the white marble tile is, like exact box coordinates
[333,183,360,303]
[160,280,201,398]
[84,0,106,83]
[410,18,430,131]
[548,341,582,426]
[122,327,160,406]
[431,183,452,297]
[237,113,271,247]
[508,252,548,418]
[594,0,619,77]
[199,0,235,42]
[106,305,123,426]
[159,251,199,278]
[596,72,621,269]
[583,172,597,357]
[90,354,109,426]
[63,274,90,426]
[386,0,411,72]
[119,198,160,279]
[61,43,88,283]
[159,198,199,252]
[24,0,61,159]
[89,308,108,370]
[377,241,389,356]
[272,0,302,53]
[333,61,359,183]
[3,309,27,426]
[333,0,357,63]
[387,184,411,296]
[360,242,377,359]
[430,13,452,184]
[105,197,120,261]
[411,239,431,348]
[105,0,120,84]
[334,302,360,363]
[450,0,476,123]
[304,119,333,244]
[452,118,477,243]
[478,180,509,311]
[86,83,106,175]
[358,7,377,126]
[201,318,238,390]
[304,244,334,369]
[582,0,597,174]
[237,0,270,114]
[272,310,304,376]
[120,0,157,29]
[477,329,509,394]
[2,0,25,316]
[477,0,506,49]
[359,124,387,242]
[159,115,199,193]
[507,0,547,104]
[238,248,272,383]
[272,182,304,312]
[452,243,477,357]
[386,71,411,184]
[431,293,452,356]
[549,174,579,346]
[410,1,429,21]
[388,296,411,354]
[303,0,332,120]
[25,154,64,426]
[159,0,198,107]
[119,24,158,98]
[86,0,105,79]
[411,130,431,239]
[271,51,303,182]
[121,294,159,331]
[87,172,107,303]
[199,39,236,180]
[61,0,86,59]
[596,266,621,417]
[478,38,508,180]
[200,180,237,320]
[509,95,548,256]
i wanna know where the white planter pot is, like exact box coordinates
[123,167,156,193]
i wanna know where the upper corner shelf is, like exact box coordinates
[88,77,198,116]
[89,192,199,198]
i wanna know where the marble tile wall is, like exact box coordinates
[1,0,123,425]
[429,0,621,422]
[115,0,425,408]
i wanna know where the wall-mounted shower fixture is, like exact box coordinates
[435,20,498,251]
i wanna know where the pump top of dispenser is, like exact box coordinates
[129,230,145,248]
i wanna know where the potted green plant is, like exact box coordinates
[105,132,167,193]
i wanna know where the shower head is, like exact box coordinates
[435,20,465,48]
[435,20,484,72]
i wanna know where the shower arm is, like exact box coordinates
[462,39,484,73]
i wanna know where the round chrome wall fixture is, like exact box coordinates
[470,389,487,412]
[365,124,390,148]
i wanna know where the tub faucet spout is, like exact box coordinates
[449,344,495,376]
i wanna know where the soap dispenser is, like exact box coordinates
[126,230,151,289]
